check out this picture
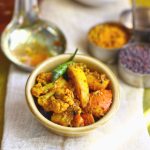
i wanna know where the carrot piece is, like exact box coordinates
[87,90,112,117]
[81,114,95,126]
[72,114,84,127]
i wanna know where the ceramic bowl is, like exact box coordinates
[25,54,120,136]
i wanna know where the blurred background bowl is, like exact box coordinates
[118,42,150,88]
[87,22,132,64]
[73,0,119,7]
[118,62,150,88]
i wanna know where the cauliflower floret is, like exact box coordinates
[54,77,68,88]
[31,83,54,98]
[68,99,82,115]
[36,72,52,85]
[51,102,83,127]
[100,74,110,89]
[70,63,89,73]
[86,89,112,117]
[38,95,69,113]
[54,88,74,105]
[31,77,67,98]
[31,83,43,98]
[86,72,110,91]
[51,111,74,126]
[37,90,55,111]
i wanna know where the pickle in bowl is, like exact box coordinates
[25,53,120,136]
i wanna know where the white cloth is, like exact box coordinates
[2,0,150,150]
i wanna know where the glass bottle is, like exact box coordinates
[120,0,150,42]
[132,0,150,42]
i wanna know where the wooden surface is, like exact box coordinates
[0,0,14,32]
[0,0,13,144]
[0,51,10,144]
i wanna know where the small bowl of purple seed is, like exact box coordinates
[118,43,150,88]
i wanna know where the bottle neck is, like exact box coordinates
[13,0,39,25]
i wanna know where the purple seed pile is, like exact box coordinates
[119,43,150,74]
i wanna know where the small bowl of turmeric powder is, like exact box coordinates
[88,22,132,64]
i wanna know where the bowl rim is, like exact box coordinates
[25,54,120,133]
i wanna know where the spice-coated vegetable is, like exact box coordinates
[51,49,78,82]
[31,82,54,97]
[68,65,89,108]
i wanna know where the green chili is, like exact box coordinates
[51,49,78,82]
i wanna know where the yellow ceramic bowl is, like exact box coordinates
[25,54,120,136]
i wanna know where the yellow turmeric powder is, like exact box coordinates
[88,23,130,49]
